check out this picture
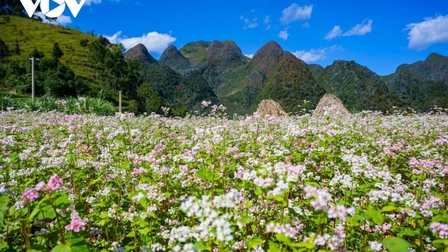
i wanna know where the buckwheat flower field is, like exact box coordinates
[0,108,447,252]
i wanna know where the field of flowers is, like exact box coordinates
[0,107,447,252]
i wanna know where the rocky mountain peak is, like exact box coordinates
[124,43,157,65]
[425,53,447,64]
[248,41,285,78]
[205,40,247,66]
[159,45,194,74]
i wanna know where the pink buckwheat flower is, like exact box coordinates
[22,188,40,202]
[47,174,63,191]
[65,219,87,232]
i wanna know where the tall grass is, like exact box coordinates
[0,95,115,115]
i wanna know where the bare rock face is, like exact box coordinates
[256,99,288,117]
[313,93,351,117]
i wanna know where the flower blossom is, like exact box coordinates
[22,188,39,202]
[47,174,63,191]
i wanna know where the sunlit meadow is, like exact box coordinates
[0,103,447,252]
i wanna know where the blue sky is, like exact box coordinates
[38,0,448,76]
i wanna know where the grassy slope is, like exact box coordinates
[179,41,210,67]
[0,15,96,79]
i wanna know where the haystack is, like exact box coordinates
[256,99,288,117]
[313,93,351,117]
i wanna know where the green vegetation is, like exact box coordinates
[179,41,210,66]
[1,110,448,251]
[0,95,115,115]
[1,14,447,117]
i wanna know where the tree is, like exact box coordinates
[14,40,20,55]
[0,38,9,61]
[137,84,163,113]
[52,42,64,60]
[79,39,89,47]
[29,48,45,59]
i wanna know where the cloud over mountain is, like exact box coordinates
[292,48,326,62]
[35,12,72,25]
[406,14,448,50]
[105,31,176,54]
[278,27,289,40]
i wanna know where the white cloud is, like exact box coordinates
[264,15,271,29]
[292,48,326,62]
[84,0,101,5]
[278,27,289,40]
[35,12,72,25]
[325,25,342,40]
[406,14,448,50]
[291,45,343,63]
[244,54,254,58]
[241,16,258,29]
[302,22,310,28]
[343,19,373,36]
[280,3,312,24]
[105,31,176,53]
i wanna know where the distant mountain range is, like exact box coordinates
[1,16,447,115]
[126,40,448,114]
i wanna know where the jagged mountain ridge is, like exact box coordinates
[127,40,448,114]
[381,53,448,110]
[124,44,218,111]
[315,60,398,112]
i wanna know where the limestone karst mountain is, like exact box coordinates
[381,53,448,110]
[159,45,195,74]
[1,15,446,115]
[315,60,398,112]
[124,43,157,65]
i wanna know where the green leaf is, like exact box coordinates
[401,227,420,237]
[137,227,151,235]
[238,215,254,225]
[0,239,6,250]
[254,187,263,196]
[51,244,72,252]
[64,231,89,252]
[248,238,265,248]
[382,237,413,252]
[367,206,384,225]
[290,242,315,249]
[381,205,397,212]
[119,161,131,170]
[54,193,70,209]
[432,214,448,223]
[29,197,54,221]
[194,241,211,250]
[196,167,220,181]
[268,242,281,252]
[275,233,289,243]
[0,195,9,212]
[433,239,448,249]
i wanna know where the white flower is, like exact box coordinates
[369,241,382,251]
